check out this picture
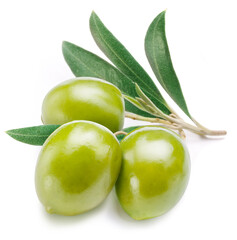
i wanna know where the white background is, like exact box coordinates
[0,0,236,239]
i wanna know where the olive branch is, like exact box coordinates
[6,10,226,145]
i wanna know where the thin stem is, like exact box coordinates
[125,111,226,136]
[125,86,226,137]
[168,104,227,136]
[125,112,183,131]
[147,101,227,136]
[114,131,128,136]
[167,105,182,119]
[174,117,227,136]
[125,112,185,138]
[163,115,226,136]
[191,117,218,132]
[125,112,171,125]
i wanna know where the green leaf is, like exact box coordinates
[6,125,60,145]
[123,94,156,117]
[62,41,170,117]
[6,124,141,145]
[125,100,154,118]
[116,126,141,142]
[135,83,157,109]
[123,94,145,110]
[89,12,169,110]
[145,10,191,118]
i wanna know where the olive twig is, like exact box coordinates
[167,103,227,136]
[161,115,225,136]
[125,112,184,133]
[125,112,171,125]
[191,117,227,136]
[125,111,226,136]
[127,85,226,137]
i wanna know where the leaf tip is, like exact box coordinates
[160,9,167,18]
[62,41,75,56]
[5,129,16,141]
[5,129,12,136]
[134,83,142,95]
[62,41,68,52]
[91,10,96,15]
[90,10,98,20]
[62,40,70,48]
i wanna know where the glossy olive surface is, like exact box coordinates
[41,77,125,132]
[116,126,190,220]
[35,121,122,216]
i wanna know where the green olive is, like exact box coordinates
[35,120,122,216]
[41,77,125,132]
[116,126,190,220]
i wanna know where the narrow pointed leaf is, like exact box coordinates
[89,11,168,108]
[124,100,154,118]
[135,83,155,107]
[6,125,60,145]
[145,10,191,118]
[6,125,141,145]
[123,95,145,112]
[62,41,170,117]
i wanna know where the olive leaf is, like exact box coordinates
[6,125,142,145]
[6,125,60,146]
[123,94,146,112]
[145,10,191,118]
[89,12,169,110]
[62,41,170,117]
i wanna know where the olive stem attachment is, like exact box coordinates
[114,131,128,136]
[179,130,186,140]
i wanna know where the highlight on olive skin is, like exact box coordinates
[116,126,190,220]
[41,77,125,133]
[35,120,122,216]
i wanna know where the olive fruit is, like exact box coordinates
[116,126,190,220]
[35,120,122,216]
[41,77,125,132]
